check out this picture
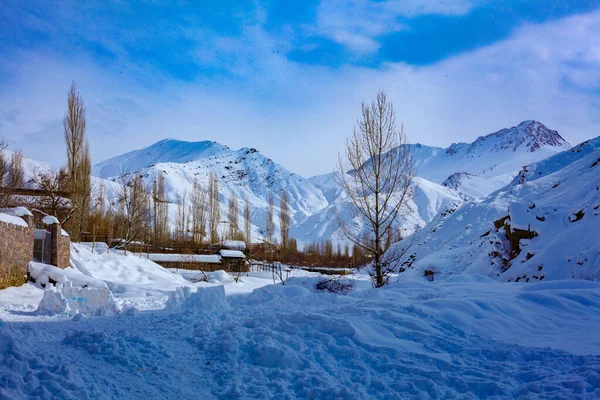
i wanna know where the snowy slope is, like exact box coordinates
[390,137,600,282]
[99,144,329,244]
[402,120,570,198]
[1,150,52,185]
[93,138,229,178]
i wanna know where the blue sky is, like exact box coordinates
[1,0,599,176]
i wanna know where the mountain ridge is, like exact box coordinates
[88,120,573,247]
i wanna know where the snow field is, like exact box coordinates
[1,273,600,399]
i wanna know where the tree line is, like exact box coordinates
[2,84,415,283]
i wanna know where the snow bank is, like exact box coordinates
[29,262,106,289]
[29,262,119,317]
[70,243,191,300]
[164,285,227,312]
[36,280,119,317]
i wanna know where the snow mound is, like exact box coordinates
[30,262,120,316]
[70,243,190,299]
[164,286,227,312]
[36,280,119,317]
[29,262,106,289]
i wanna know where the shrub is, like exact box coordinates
[0,266,27,290]
[316,278,355,295]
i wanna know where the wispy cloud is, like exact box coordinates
[315,0,477,53]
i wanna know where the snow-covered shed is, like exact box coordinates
[148,253,223,271]
[221,240,247,251]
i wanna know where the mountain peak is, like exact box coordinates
[471,120,569,154]
[93,138,230,178]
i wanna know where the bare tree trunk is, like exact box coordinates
[63,81,90,241]
[266,191,274,244]
[175,191,188,241]
[337,90,414,287]
[7,151,24,189]
[0,138,11,208]
[228,191,239,239]
[244,199,251,247]
[279,188,290,253]
[189,178,207,244]
[116,172,151,250]
[208,173,220,243]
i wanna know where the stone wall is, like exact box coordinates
[0,218,33,282]
[57,235,71,269]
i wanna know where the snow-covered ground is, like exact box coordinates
[1,245,600,399]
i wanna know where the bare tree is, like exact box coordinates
[174,191,188,241]
[0,138,7,185]
[279,188,290,252]
[243,199,251,247]
[31,167,74,224]
[116,172,151,251]
[64,81,86,188]
[208,172,220,243]
[190,178,207,244]
[228,191,239,239]
[63,81,91,241]
[152,172,170,245]
[266,191,274,244]
[74,142,92,241]
[337,90,414,287]
[7,151,24,189]
[0,138,11,207]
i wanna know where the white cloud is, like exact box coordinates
[1,10,599,178]
[315,0,477,53]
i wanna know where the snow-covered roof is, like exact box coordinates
[0,212,29,228]
[221,240,247,250]
[219,249,246,259]
[148,254,222,264]
[61,229,70,237]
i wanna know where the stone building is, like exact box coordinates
[0,207,70,288]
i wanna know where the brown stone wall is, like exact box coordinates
[0,219,34,281]
[57,235,71,269]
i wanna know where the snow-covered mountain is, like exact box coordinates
[94,139,459,246]
[90,120,572,247]
[93,139,230,179]
[390,136,600,282]
[404,120,571,199]
[95,140,329,243]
